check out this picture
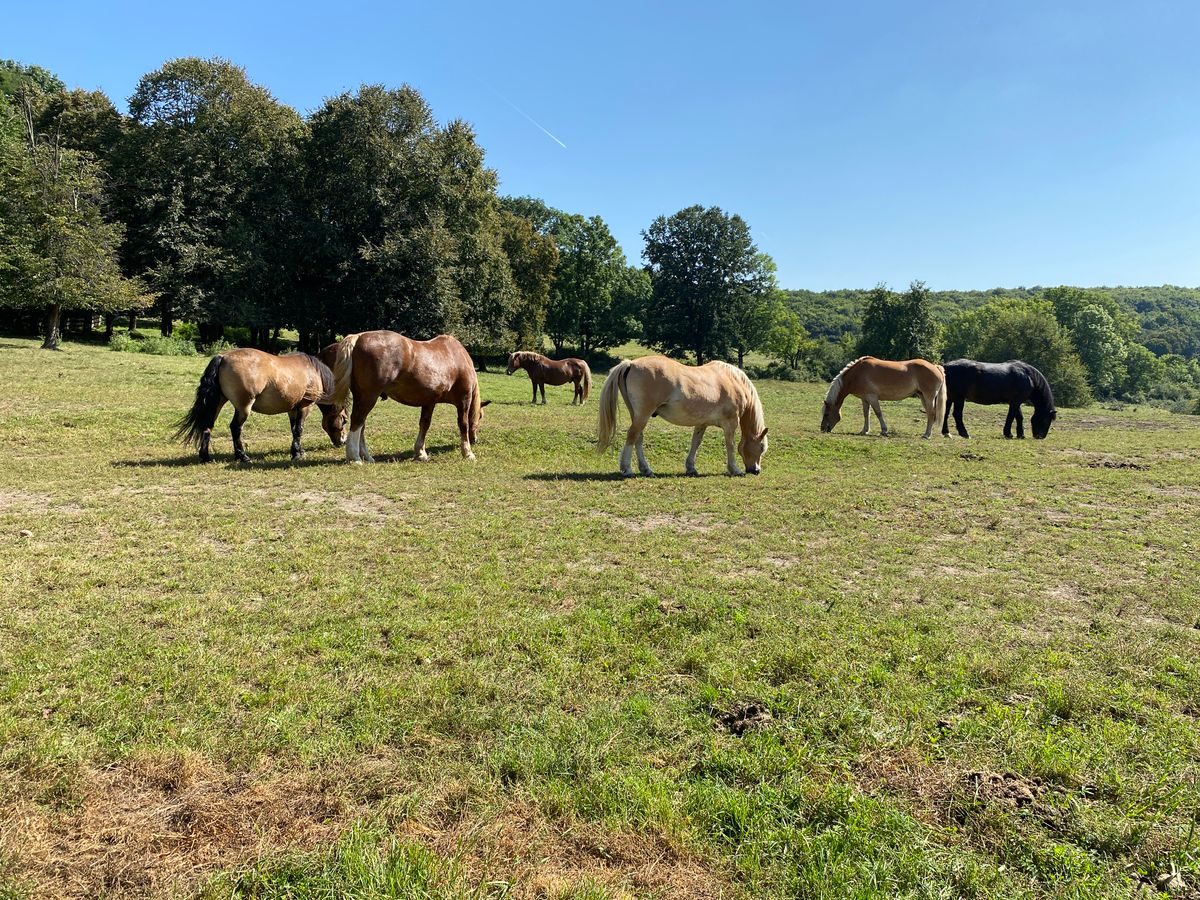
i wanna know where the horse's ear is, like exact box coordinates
[480,399,492,407]
[757,427,768,440]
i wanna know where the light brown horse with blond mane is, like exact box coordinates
[597,356,768,476]
[319,331,488,463]
[820,356,947,438]
[506,351,592,405]
[175,349,335,463]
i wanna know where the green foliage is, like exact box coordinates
[498,208,558,349]
[0,92,150,348]
[765,301,807,369]
[109,332,198,355]
[0,60,65,98]
[858,280,942,361]
[642,205,775,364]
[945,299,1092,406]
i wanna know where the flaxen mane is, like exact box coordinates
[825,356,869,405]
[714,361,765,433]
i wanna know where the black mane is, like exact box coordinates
[287,352,335,398]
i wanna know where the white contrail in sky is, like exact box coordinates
[489,88,567,149]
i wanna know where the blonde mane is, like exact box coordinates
[825,356,869,406]
[714,361,766,434]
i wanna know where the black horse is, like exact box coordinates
[942,359,1056,439]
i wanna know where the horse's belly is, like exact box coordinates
[656,399,728,427]
[251,389,294,415]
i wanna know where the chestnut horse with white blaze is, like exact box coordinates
[506,351,591,405]
[597,356,768,477]
[175,349,335,463]
[820,356,947,438]
[319,331,488,463]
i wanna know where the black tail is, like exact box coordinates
[174,355,225,446]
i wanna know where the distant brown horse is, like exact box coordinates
[506,351,592,405]
[820,356,947,438]
[175,349,334,463]
[597,356,768,476]
[319,331,488,463]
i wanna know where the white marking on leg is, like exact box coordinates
[346,427,363,463]
[360,428,375,463]
[636,432,653,476]
[619,441,634,476]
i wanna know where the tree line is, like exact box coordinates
[1,57,1197,411]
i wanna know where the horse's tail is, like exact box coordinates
[328,333,360,408]
[470,372,482,435]
[580,360,592,403]
[174,355,225,446]
[596,361,629,452]
[933,365,948,429]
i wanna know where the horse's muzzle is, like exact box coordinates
[748,465,761,475]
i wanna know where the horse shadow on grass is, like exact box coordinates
[112,443,465,469]
[523,471,719,482]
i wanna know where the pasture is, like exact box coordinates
[0,338,1198,899]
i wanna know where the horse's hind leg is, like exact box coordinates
[200,398,227,463]
[685,425,706,475]
[457,402,476,461]
[953,399,969,438]
[230,403,252,464]
[1004,404,1019,439]
[540,382,547,405]
[921,396,936,439]
[621,414,652,476]
[1012,404,1025,439]
[414,405,434,461]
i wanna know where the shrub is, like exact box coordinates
[108,333,137,352]
[201,338,237,355]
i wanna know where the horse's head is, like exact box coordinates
[505,353,521,375]
[1032,406,1057,439]
[739,427,769,475]
[319,403,348,447]
[820,401,840,433]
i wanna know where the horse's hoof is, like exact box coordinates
[685,469,699,477]
[728,470,745,477]
[349,459,363,465]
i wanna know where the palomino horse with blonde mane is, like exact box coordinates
[319,331,488,463]
[175,349,335,463]
[506,351,592,405]
[820,356,947,438]
[597,356,768,476]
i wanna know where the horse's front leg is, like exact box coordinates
[540,382,547,405]
[723,422,744,476]
[859,398,870,434]
[414,404,434,461]
[870,399,888,436]
[288,405,308,460]
[346,391,378,463]
[457,402,476,460]
[685,425,706,475]
[531,380,538,404]
[230,404,252,464]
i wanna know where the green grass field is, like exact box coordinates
[0,338,1197,899]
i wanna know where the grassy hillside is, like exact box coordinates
[0,339,1197,898]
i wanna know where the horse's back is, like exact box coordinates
[846,357,943,399]
[356,331,476,404]
[218,348,317,413]
[625,356,745,423]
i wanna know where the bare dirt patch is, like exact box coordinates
[856,749,957,827]
[400,802,729,899]
[0,491,84,516]
[961,770,1052,810]
[295,490,407,519]
[712,700,773,736]
[594,511,718,534]
[2,753,347,899]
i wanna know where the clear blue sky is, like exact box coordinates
[8,0,1199,290]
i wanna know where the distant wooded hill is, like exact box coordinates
[782,285,1200,358]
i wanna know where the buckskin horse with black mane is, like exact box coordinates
[820,356,947,439]
[175,349,335,463]
[942,359,1056,439]
[506,351,592,405]
[319,330,488,463]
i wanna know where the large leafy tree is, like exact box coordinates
[502,197,637,354]
[298,85,519,352]
[858,280,942,361]
[1044,286,1138,397]
[122,57,304,336]
[945,298,1091,406]
[642,205,774,364]
[499,208,558,349]
[0,92,149,348]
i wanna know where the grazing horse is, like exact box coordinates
[820,356,947,438]
[596,356,768,477]
[506,351,592,405]
[319,331,488,464]
[175,349,334,463]
[942,359,1056,439]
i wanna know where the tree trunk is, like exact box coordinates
[737,348,745,367]
[104,313,115,341]
[129,310,139,334]
[41,304,63,350]
[160,298,173,336]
